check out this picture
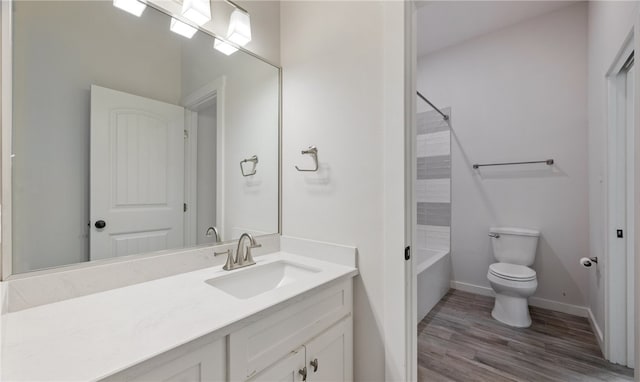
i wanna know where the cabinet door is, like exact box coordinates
[306,317,352,382]
[228,280,352,380]
[247,346,306,382]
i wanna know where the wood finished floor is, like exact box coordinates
[418,290,634,382]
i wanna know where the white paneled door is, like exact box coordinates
[90,85,185,260]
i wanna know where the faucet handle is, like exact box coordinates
[245,243,261,265]
[215,249,235,270]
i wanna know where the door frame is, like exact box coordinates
[634,11,640,378]
[605,27,636,368]
[407,2,418,381]
[382,0,416,381]
[1,0,13,280]
[625,56,636,370]
[182,77,226,244]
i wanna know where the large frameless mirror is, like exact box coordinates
[9,0,280,274]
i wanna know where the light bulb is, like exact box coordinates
[181,0,211,26]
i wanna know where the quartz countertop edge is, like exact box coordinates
[1,252,358,381]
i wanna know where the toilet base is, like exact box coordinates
[491,293,532,328]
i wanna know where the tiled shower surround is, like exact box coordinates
[416,108,451,255]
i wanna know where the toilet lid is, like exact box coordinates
[489,262,536,281]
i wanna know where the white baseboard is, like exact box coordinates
[587,308,605,353]
[450,280,588,318]
[450,280,493,297]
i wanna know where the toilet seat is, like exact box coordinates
[489,262,536,282]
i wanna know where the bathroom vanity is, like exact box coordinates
[1,250,357,381]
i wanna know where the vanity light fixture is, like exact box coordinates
[113,0,146,17]
[213,38,238,55]
[226,8,251,46]
[181,0,211,26]
[170,18,197,39]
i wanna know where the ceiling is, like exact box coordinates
[417,1,579,57]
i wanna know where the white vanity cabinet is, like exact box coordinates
[229,279,353,381]
[101,279,353,382]
[247,317,351,382]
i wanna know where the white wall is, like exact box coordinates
[587,0,640,337]
[418,3,590,309]
[238,1,280,65]
[281,2,394,380]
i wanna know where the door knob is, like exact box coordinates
[95,220,106,229]
[310,358,318,372]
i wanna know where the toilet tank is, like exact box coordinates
[489,227,540,266]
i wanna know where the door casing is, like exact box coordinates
[605,33,636,368]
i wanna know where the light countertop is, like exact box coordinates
[1,252,358,381]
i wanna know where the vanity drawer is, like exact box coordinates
[100,337,226,382]
[228,279,353,380]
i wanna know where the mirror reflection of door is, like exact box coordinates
[182,80,224,248]
[194,100,218,246]
[90,85,185,260]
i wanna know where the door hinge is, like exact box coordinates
[184,129,188,139]
[183,203,187,212]
[405,246,411,261]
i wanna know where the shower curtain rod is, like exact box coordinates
[417,91,449,121]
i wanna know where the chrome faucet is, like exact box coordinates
[205,226,221,243]
[214,233,261,271]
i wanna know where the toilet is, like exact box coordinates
[487,227,540,328]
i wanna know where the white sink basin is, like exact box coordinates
[205,260,321,299]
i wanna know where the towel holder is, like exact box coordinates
[295,146,319,172]
[240,155,258,176]
[472,159,554,169]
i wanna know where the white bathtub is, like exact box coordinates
[416,248,451,321]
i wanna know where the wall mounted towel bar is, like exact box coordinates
[240,155,258,176]
[472,159,554,169]
[295,146,319,172]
